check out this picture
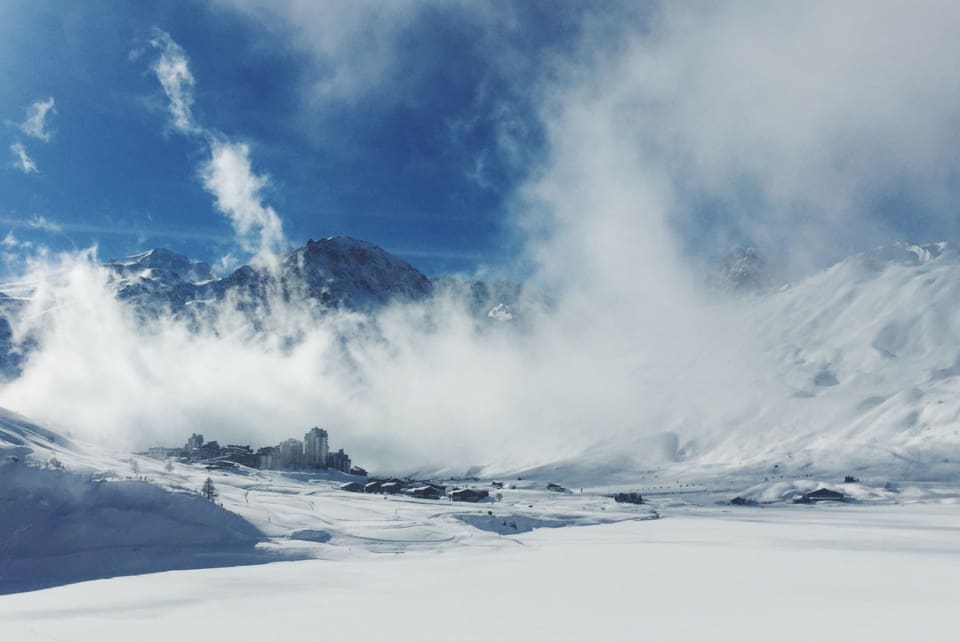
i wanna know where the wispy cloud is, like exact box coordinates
[210,0,430,104]
[200,141,284,265]
[18,97,56,142]
[2,231,20,248]
[9,143,37,174]
[6,98,55,174]
[27,215,61,233]
[146,30,285,267]
[149,30,199,135]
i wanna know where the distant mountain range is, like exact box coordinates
[4,238,960,480]
[105,237,544,320]
[108,238,433,316]
[0,237,537,378]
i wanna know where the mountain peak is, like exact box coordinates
[283,237,433,308]
[716,246,773,293]
[107,248,214,284]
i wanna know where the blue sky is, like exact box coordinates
[0,1,583,275]
[3,2,960,280]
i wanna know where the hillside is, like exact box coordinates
[554,242,960,483]
[2,241,960,481]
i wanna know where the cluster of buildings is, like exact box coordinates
[142,427,366,475]
[340,478,491,502]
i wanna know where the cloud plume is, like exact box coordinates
[201,141,285,266]
[18,97,56,142]
[147,30,285,266]
[9,143,37,174]
[149,31,199,135]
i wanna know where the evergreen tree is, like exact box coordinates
[202,476,217,501]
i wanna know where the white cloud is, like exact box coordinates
[210,0,428,104]
[9,143,37,174]
[27,215,62,233]
[139,30,289,270]
[2,231,18,248]
[551,2,960,274]
[200,141,285,267]
[149,30,200,135]
[18,97,56,142]
[208,0,515,108]
[145,31,287,267]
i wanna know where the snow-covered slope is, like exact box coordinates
[636,242,960,479]
[105,248,215,318]
[499,243,960,482]
[107,247,215,284]
[0,408,270,594]
[740,243,960,470]
[6,502,957,641]
[0,406,660,593]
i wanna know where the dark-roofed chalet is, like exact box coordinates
[451,488,489,502]
[364,480,384,494]
[423,482,446,495]
[340,481,364,493]
[406,485,443,500]
[795,488,845,503]
[380,481,404,494]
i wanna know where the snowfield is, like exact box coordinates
[2,406,959,639]
[1,504,958,641]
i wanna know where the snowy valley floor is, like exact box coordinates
[2,409,959,639]
[2,501,959,641]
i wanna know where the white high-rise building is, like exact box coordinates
[304,427,329,469]
[278,438,304,469]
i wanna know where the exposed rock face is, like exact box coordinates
[716,247,773,293]
[279,237,434,310]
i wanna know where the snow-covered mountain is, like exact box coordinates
[731,242,960,474]
[103,238,435,319]
[279,237,433,309]
[99,237,530,321]
[3,239,960,479]
[0,236,531,379]
[106,248,216,317]
[565,241,960,482]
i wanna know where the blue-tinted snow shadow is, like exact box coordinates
[0,462,305,595]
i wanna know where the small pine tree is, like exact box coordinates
[164,459,174,473]
[202,477,217,501]
[130,458,140,474]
